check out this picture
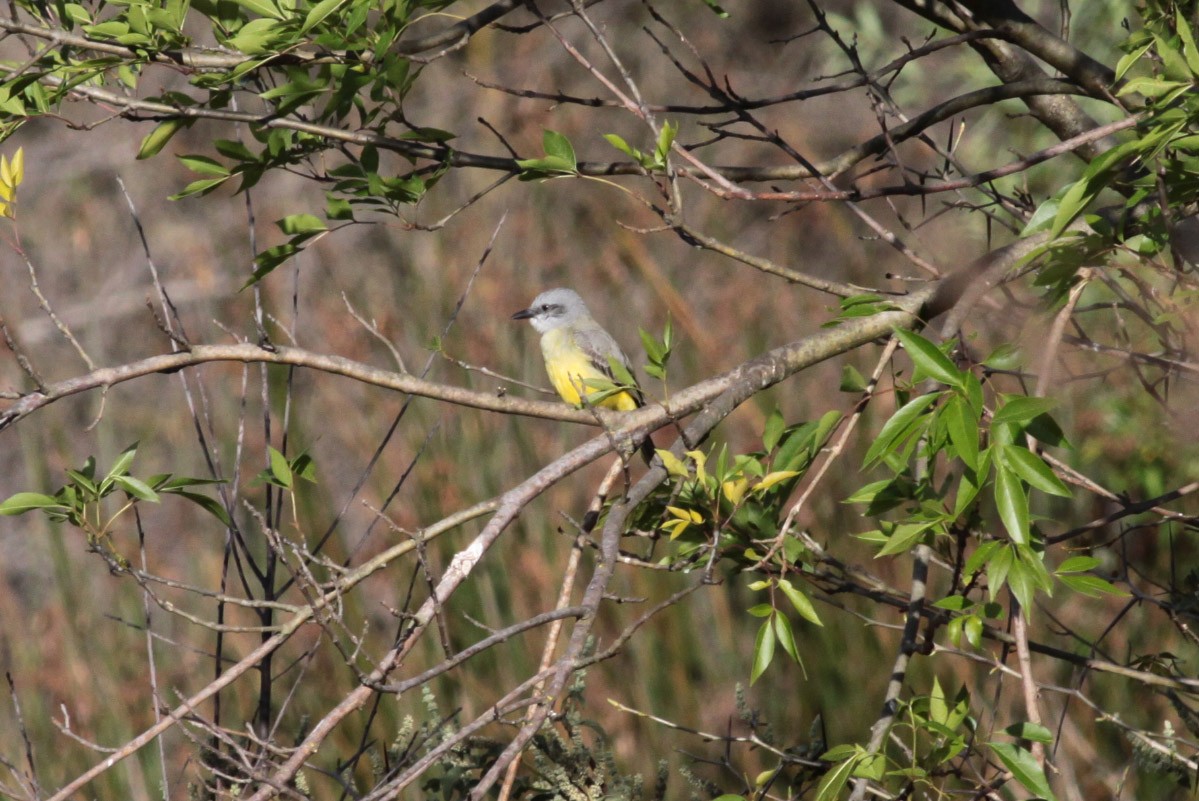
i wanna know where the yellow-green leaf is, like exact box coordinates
[722,478,748,505]
[137,119,186,160]
[755,470,800,493]
[656,449,689,477]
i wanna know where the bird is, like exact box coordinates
[512,287,655,462]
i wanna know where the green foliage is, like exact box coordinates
[825,294,901,325]
[746,576,822,683]
[848,330,1112,611]
[254,446,316,490]
[0,442,228,561]
[604,121,678,173]
[516,129,580,180]
[640,316,674,383]
[650,410,839,563]
[0,146,23,218]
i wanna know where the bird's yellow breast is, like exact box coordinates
[540,328,638,411]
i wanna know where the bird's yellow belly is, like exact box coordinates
[541,331,638,411]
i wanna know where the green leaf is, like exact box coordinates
[1154,31,1193,81]
[756,470,800,493]
[1056,555,1099,574]
[1021,196,1060,236]
[169,176,231,200]
[943,394,979,472]
[1025,413,1069,448]
[326,195,354,221]
[113,475,160,502]
[844,478,891,505]
[1176,9,1199,74]
[863,393,939,467]
[224,17,283,53]
[63,3,92,24]
[746,602,773,618]
[778,579,823,626]
[894,329,964,389]
[1059,573,1129,598]
[232,0,285,18]
[515,156,578,178]
[1001,445,1071,498]
[990,742,1057,801]
[991,396,1058,426]
[268,446,293,489]
[1004,722,1054,745]
[840,364,867,392]
[946,615,963,648]
[982,343,1022,371]
[66,468,98,496]
[954,459,987,519]
[177,155,230,177]
[105,442,139,481]
[994,466,1029,545]
[242,242,300,286]
[654,120,678,165]
[875,521,935,557]
[397,127,455,142]
[639,328,665,364]
[656,449,689,477]
[172,490,233,527]
[762,408,785,453]
[987,543,1015,600]
[964,615,983,649]
[301,0,347,32]
[603,133,636,159]
[276,213,327,237]
[965,539,1003,578]
[1115,38,1153,82]
[773,612,800,663]
[750,617,775,684]
[933,595,971,612]
[157,475,227,489]
[1117,75,1190,98]
[0,492,64,515]
[541,129,576,164]
[815,751,857,801]
[1008,545,1052,611]
[137,119,187,160]
[810,410,841,458]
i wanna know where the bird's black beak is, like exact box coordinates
[511,308,534,321]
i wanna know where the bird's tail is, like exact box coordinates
[638,431,657,467]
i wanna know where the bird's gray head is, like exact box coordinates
[511,288,589,333]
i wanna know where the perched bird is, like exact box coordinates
[512,287,654,461]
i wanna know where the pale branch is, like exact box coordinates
[0,342,587,430]
[671,222,870,297]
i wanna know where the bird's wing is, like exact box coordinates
[572,325,644,404]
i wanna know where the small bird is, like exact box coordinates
[512,287,654,460]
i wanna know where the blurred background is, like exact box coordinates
[0,0,1194,798]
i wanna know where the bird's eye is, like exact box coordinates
[541,304,550,312]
